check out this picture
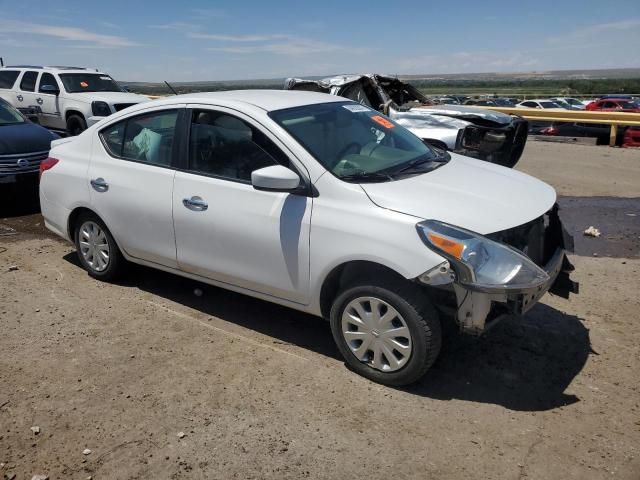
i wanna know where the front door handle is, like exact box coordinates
[16,95,23,102]
[36,97,43,105]
[90,177,109,192]
[182,196,208,211]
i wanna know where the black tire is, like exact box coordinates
[66,114,87,136]
[329,277,441,386]
[74,212,125,281]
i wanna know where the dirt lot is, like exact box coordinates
[1,142,639,479]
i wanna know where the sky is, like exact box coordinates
[0,0,638,82]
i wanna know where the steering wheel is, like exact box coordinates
[336,142,361,161]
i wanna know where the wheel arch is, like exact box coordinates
[318,260,410,320]
[67,206,116,243]
[65,109,86,122]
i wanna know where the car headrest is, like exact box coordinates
[214,115,250,133]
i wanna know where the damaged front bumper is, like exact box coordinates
[423,204,579,335]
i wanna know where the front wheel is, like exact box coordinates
[66,114,87,136]
[329,278,441,386]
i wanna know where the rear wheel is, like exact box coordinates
[74,213,125,281]
[66,114,87,136]
[329,278,441,386]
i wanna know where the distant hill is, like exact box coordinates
[121,68,640,87]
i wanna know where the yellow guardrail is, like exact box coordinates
[480,107,640,146]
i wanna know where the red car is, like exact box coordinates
[585,99,640,113]
[623,126,640,147]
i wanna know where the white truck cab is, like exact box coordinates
[0,65,149,135]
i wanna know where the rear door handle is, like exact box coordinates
[182,196,208,211]
[90,178,109,192]
[36,98,43,105]
[16,95,23,102]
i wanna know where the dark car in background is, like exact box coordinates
[531,121,627,146]
[0,97,58,185]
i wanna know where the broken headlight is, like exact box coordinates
[462,127,506,152]
[416,220,549,292]
[92,101,112,117]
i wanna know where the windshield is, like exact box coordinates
[0,99,26,126]
[567,98,583,106]
[59,73,122,93]
[269,101,444,182]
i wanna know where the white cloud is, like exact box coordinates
[190,32,292,42]
[191,8,227,18]
[99,21,121,30]
[207,38,345,56]
[396,51,540,74]
[546,18,640,44]
[0,20,138,47]
[191,30,360,56]
[150,22,202,31]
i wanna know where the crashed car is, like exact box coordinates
[285,74,528,168]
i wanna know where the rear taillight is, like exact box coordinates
[541,127,558,135]
[39,157,59,180]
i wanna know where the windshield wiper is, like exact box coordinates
[338,171,395,183]
[390,153,449,175]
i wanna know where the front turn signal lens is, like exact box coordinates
[427,233,464,259]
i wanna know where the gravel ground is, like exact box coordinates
[1,142,639,479]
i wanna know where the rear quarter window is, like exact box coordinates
[0,70,20,89]
[100,121,126,157]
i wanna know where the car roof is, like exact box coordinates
[1,66,104,74]
[135,90,345,113]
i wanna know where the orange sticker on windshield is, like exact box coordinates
[371,115,395,129]
[80,81,89,88]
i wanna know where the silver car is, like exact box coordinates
[285,74,528,168]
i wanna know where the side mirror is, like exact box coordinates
[40,85,59,95]
[251,165,301,192]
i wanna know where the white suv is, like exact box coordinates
[0,65,149,135]
[39,90,578,386]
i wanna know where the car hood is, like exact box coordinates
[67,92,150,105]
[0,122,59,155]
[360,153,556,234]
[407,104,514,125]
[390,108,471,130]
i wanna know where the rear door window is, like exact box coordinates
[20,71,39,92]
[99,109,179,167]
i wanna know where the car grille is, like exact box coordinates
[113,103,136,112]
[487,204,573,267]
[0,151,49,175]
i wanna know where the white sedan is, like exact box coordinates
[39,90,578,386]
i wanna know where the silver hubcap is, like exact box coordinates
[341,296,412,372]
[79,221,110,272]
